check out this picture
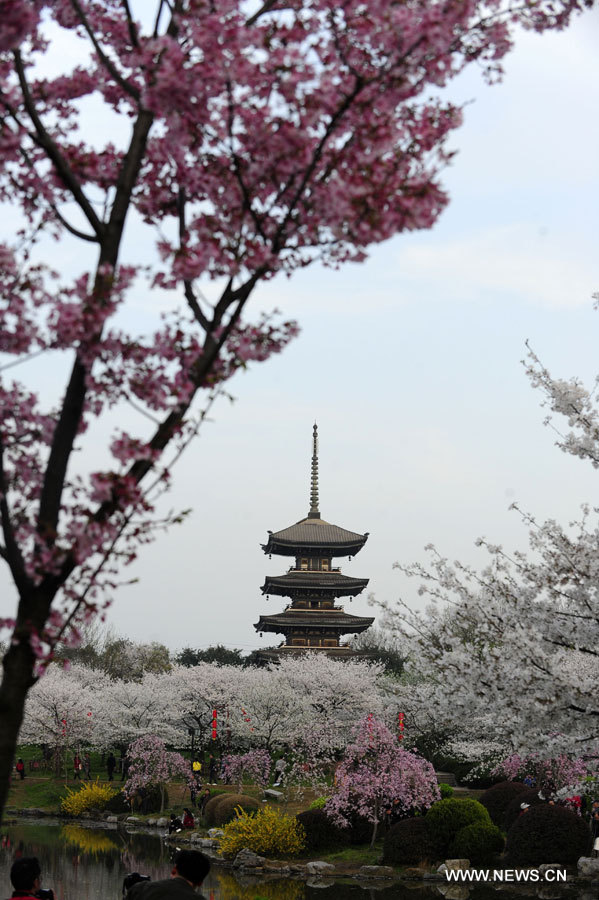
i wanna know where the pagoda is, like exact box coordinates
[254,425,374,657]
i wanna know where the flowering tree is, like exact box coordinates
[493,753,588,798]
[326,715,439,847]
[0,0,589,822]
[377,338,599,757]
[221,748,271,792]
[124,733,192,813]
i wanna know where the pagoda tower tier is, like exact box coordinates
[254,424,374,657]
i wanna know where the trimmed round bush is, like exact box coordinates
[203,794,223,826]
[479,781,528,828]
[383,817,435,865]
[506,804,590,866]
[296,809,344,851]
[210,793,260,827]
[340,813,372,845]
[503,788,546,830]
[449,822,505,864]
[425,798,491,856]
[104,791,130,814]
[439,783,454,799]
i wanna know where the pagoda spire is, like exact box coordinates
[308,422,320,519]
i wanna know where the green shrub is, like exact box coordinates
[425,798,491,856]
[308,796,328,810]
[296,809,345,851]
[505,804,590,866]
[383,817,435,865]
[104,791,131,814]
[503,789,546,830]
[479,781,528,828]
[340,813,372,845]
[449,822,505,864]
[203,795,223,826]
[439,783,454,799]
[211,793,261,827]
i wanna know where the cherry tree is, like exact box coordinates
[377,339,599,757]
[0,0,589,822]
[19,663,103,763]
[124,733,192,813]
[221,748,271,791]
[493,752,588,797]
[326,715,439,848]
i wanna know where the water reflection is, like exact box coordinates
[0,822,583,900]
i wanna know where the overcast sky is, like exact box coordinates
[2,8,599,655]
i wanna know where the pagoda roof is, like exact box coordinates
[262,572,368,598]
[255,609,374,635]
[262,516,368,557]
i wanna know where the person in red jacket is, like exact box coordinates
[181,808,194,829]
[9,857,54,900]
[15,760,25,781]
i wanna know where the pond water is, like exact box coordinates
[0,821,584,900]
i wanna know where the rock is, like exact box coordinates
[438,864,448,874]
[233,849,266,869]
[357,866,395,879]
[538,864,566,878]
[263,789,284,801]
[403,868,426,878]
[156,817,169,827]
[306,861,335,876]
[106,815,119,823]
[444,887,470,900]
[196,839,218,849]
[126,816,140,823]
[444,859,470,871]
[578,858,599,877]
[208,828,224,839]
[147,818,156,826]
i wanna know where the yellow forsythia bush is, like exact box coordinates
[219,806,306,858]
[61,780,119,816]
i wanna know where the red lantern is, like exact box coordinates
[398,711,405,741]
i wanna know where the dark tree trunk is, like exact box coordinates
[0,639,36,827]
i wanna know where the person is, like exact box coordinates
[121,756,130,782]
[207,754,217,784]
[182,808,194,829]
[106,752,116,782]
[9,856,54,900]
[519,802,530,815]
[168,813,183,834]
[83,753,91,781]
[15,759,25,781]
[273,757,285,786]
[73,754,82,780]
[590,800,599,856]
[198,789,211,817]
[127,850,210,900]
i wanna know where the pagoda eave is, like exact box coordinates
[255,613,374,635]
[262,537,367,558]
[261,574,369,598]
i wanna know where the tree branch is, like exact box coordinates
[13,51,105,239]
[0,437,31,597]
[69,0,141,102]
